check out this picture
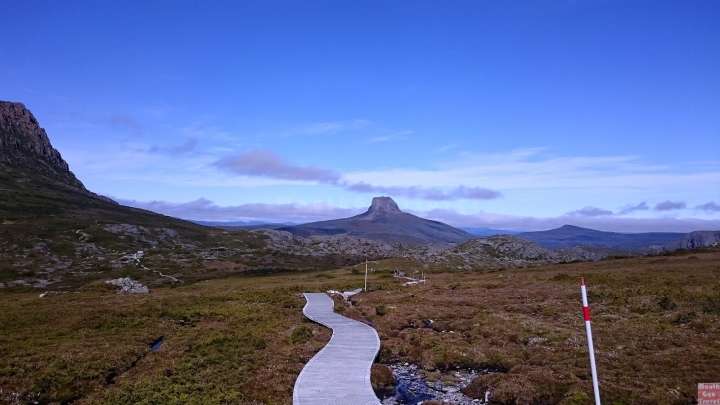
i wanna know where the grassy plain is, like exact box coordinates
[0,248,718,405]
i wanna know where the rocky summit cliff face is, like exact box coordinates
[360,196,402,220]
[279,196,475,244]
[0,101,115,203]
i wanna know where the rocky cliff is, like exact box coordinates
[0,101,116,203]
[665,231,720,250]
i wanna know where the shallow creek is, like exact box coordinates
[381,363,487,405]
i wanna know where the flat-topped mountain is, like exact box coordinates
[279,196,475,243]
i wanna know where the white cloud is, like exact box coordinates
[344,149,720,192]
[417,208,720,233]
[214,149,341,182]
[297,119,371,135]
[696,201,720,213]
[116,198,720,233]
[367,130,413,143]
[654,200,687,211]
[435,143,459,152]
[179,120,233,141]
[618,202,649,215]
[566,206,614,217]
[119,198,363,222]
[212,150,502,200]
[344,183,501,200]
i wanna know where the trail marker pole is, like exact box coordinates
[364,260,368,291]
[581,277,601,405]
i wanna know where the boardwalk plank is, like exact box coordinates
[293,293,382,405]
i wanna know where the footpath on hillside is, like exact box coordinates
[293,292,381,405]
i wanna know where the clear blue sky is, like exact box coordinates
[2,0,719,231]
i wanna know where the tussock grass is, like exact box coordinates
[349,249,720,404]
[0,249,717,404]
[0,279,331,404]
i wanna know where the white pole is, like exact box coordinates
[581,278,601,405]
[364,260,368,291]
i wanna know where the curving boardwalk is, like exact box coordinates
[293,293,381,405]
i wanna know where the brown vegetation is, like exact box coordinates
[353,249,720,404]
[0,248,717,404]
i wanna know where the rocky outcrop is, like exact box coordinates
[104,277,148,294]
[0,101,116,204]
[664,231,720,250]
[363,196,402,220]
[279,197,475,244]
[252,229,608,268]
[431,235,611,269]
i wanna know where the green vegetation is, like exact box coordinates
[291,325,314,344]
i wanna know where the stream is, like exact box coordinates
[381,363,486,405]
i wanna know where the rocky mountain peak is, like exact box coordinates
[0,101,86,188]
[0,101,116,204]
[368,196,402,214]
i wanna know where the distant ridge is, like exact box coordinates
[461,227,519,237]
[190,220,297,230]
[279,196,474,244]
[516,225,685,252]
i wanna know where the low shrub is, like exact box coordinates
[290,325,313,344]
[370,364,395,398]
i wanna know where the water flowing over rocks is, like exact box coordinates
[381,363,484,405]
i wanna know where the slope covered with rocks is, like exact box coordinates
[252,229,611,269]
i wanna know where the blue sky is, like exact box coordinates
[2,0,719,232]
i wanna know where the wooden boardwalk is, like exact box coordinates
[293,293,381,405]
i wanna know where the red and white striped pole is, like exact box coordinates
[581,277,601,405]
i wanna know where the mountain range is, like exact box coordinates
[516,225,719,253]
[516,225,684,252]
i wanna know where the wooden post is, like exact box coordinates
[364,260,368,291]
